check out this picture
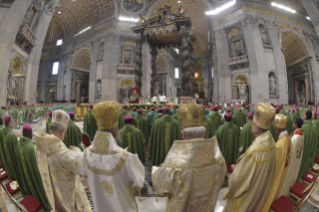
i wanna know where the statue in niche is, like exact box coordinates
[96,79,102,96]
[124,50,132,64]
[7,61,17,98]
[98,42,105,60]
[259,25,271,45]
[238,81,247,101]
[269,74,277,93]
[234,41,244,57]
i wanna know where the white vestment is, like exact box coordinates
[279,128,304,196]
[160,95,166,102]
[81,131,145,212]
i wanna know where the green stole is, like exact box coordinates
[208,111,222,137]
[118,111,128,130]
[239,121,254,155]
[298,120,314,180]
[215,121,239,163]
[46,117,52,134]
[4,129,26,195]
[17,137,52,211]
[149,115,181,166]
[83,109,98,141]
[119,125,145,162]
[134,114,149,145]
[63,121,83,151]
[203,116,214,139]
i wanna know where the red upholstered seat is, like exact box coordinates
[311,167,319,174]
[5,180,20,196]
[0,161,3,168]
[82,133,91,147]
[226,162,236,175]
[314,156,319,164]
[302,171,316,184]
[20,195,43,212]
[290,181,307,198]
[270,196,295,212]
[0,170,8,181]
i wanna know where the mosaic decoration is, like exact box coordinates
[121,0,146,14]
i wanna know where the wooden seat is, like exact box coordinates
[270,196,295,212]
[82,133,91,147]
[20,195,43,212]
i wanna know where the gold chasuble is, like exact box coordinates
[261,114,292,212]
[223,102,276,212]
[152,137,226,212]
[34,110,91,212]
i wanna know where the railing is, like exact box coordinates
[228,55,249,71]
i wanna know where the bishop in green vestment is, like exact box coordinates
[83,104,98,141]
[278,104,286,115]
[131,107,138,118]
[244,105,250,117]
[3,115,27,196]
[147,108,157,124]
[203,116,214,139]
[313,112,319,156]
[232,108,246,130]
[0,117,6,170]
[239,112,254,155]
[208,106,222,137]
[134,109,149,144]
[216,113,239,163]
[298,110,315,180]
[63,112,83,151]
[120,115,146,162]
[149,108,181,166]
[17,124,51,211]
[152,107,163,124]
[46,110,53,134]
[118,104,129,129]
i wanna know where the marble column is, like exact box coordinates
[268,21,288,104]
[141,42,151,97]
[181,31,192,96]
[215,28,231,101]
[242,15,270,104]
[57,55,66,100]
[101,34,120,101]
[25,1,61,104]
[89,40,99,103]
[77,82,81,104]
[0,0,34,106]
[150,45,158,97]
[65,54,73,102]
[39,60,46,102]
[135,39,143,96]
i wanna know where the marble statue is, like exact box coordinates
[96,80,102,96]
[239,81,247,101]
[259,25,271,45]
[269,74,277,93]
[7,62,17,98]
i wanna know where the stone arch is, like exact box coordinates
[232,74,250,103]
[9,56,25,76]
[280,29,310,67]
[71,48,92,72]
[227,25,246,58]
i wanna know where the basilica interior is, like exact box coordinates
[0,0,318,106]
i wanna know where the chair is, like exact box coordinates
[0,169,8,181]
[302,171,316,185]
[314,156,319,164]
[20,195,43,212]
[270,196,295,212]
[289,181,307,203]
[5,180,20,197]
[82,133,91,148]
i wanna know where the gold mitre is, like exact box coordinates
[93,101,120,130]
[177,104,204,129]
[51,110,70,129]
[273,114,288,129]
[253,102,276,130]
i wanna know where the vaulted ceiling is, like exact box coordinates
[44,0,115,46]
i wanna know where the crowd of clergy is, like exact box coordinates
[1,100,318,212]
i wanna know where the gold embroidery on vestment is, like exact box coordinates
[101,181,114,194]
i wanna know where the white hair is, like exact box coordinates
[49,123,66,133]
[99,127,122,145]
[182,126,206,140]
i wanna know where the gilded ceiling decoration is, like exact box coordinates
[281,30,310,67]
[72,49,91,72]
[150,0,209,57]
[46,0,115,44]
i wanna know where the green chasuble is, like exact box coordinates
[208,112,222,137]
[3,127,11,136]
[147,111,156,124]
[298,120,314,180]
[120,125,146,163]
[134,114,149,145]
[203,116,214,139]
[279,109,286,115]
[46,117,52,134]
[270,123,278,142]
[118,111,128,130]
[215,121,239,163]
[149,115,181,166]
[313,120,319,157]
[17,137,51,211]
[286,114,293,136]
[243,110,250,117]
[295,111,301,118]
[239,120,254,155]
[4,130,27,195]
[290,113,296,124]
[83,109,98,141]
[232,109,246,130]
[63,121,83,151]
[172,113,178,121]
[152,114,163,124]
[0,128,6,170]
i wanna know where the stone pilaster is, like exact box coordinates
[65,54,73,102]
[89,40,99,103]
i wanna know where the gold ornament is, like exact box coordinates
[253,102,276,130]
[101,181,114,194]
[93,101,120,130]
[273,114,288,129]
[177,104,204,129]
[51,110,70,129]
